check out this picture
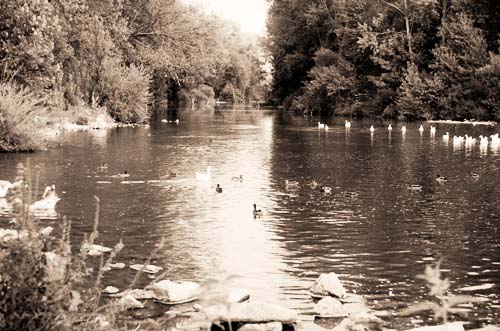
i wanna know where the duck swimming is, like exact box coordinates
[113,170,130,178]
[468,172,480,179]
[388,124,392,131]
[318,122,325,129]
[216,184,223,193]
[345,120,351,129]
[369,125,374,133]
[419,125,424,133]
[285,180,299,190]
[436,174,447,184]
[401,126,407,134]
[253,204,263,218]
[0,181,13,198]
[232,175,243,182]
[407,184,422,191]
[320,186,332,194]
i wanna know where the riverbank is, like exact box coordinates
[0,81,146,153]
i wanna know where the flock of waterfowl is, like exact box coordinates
[318,120,500,150]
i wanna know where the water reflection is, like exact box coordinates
[0,112,499,328]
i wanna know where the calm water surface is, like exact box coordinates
[1,109,499,329]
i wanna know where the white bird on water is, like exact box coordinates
[318,122,325,129]
[30,185,60,210]
[195,167,211,181]
[369,125,374,133]
[388,124,393,131]
[419,125,424,134]
[0,181,13,198]
[345,120,351,129]
[401,126,407,134]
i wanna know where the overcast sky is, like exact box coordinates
[181,0,268,35]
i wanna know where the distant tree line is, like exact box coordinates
[265,0,500,121]
[0,0,267,124]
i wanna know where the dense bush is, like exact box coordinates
[0,81,44,152]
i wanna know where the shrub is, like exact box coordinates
[99,57,152,123]
[0,81,45,152]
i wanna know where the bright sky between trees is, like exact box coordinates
[181,0,268,35]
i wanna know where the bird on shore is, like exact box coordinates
[436,174,447,184]
[0,181,13,198]
[216,184,223,193]
[195,167,211,181]
[253,204,263,218]
[369,125,374,133]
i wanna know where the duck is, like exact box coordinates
[369,125,374,133]
[320,186,332,194]
[318,122,325,129]
[388,124,392,131]
[30,185,60,210]
[0,181,13,198]
[436,174,447,184]
[285,180,299,190]
[407,184,422,191]
[324,124,329,131]
[401,126,407,134]
[443,132,449,141]
[98,163,108,171]
[232,175,243,182]
[175,119,180,124]
[195,166,211,181]
[113,170,130,178]
[216,184,223,193]
[161,119,168,123]
[418,125,424,133]
[253,204,263,218]
[345,120,351,129]
[430,126,436,135]
[468,172,480,179]
[310,180,319,190]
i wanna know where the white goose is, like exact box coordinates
[195,167,211,181]
[419,125,424,134]
[388,124,393,131]
[30,185,60,210]
[401,126,407,134]
[345,120,351,129]
[318,122,325,129]
[369,125,374,133]
[0,180,13,198]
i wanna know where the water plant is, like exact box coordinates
[400,260,489,327]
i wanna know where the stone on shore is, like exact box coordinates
[103,286,120,294]
[129,264,163,274]
[238,322,283,331]
[310,272,347,299]
[406,322,465,331]
[314,297,346,317]
[118,293,144,309]
[150,280,200,301]
[204,301,298,324]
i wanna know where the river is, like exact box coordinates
[1,108,499,329]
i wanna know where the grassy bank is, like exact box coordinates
[0,81,131,153]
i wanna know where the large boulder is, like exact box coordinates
[310,273,347,299]
[150,280,200,302]
[205,302,298,324]
[238,322,282,331]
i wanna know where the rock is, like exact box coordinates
[109,262,126,269]
[343,302,370,315]
[238,322,282,331]
[205,301,298,324]
[103,286,120,294]
[228,288,251,303]
[83,243,112,257]
[349,312,384,325]
[129,264,163,274]
[110,289,155,300]
[310,273,347,299]
[44,251,69,282]
[150,280,200,302]
[406,322,465,331]
[314,297,346,317]
[118,293,144,309]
